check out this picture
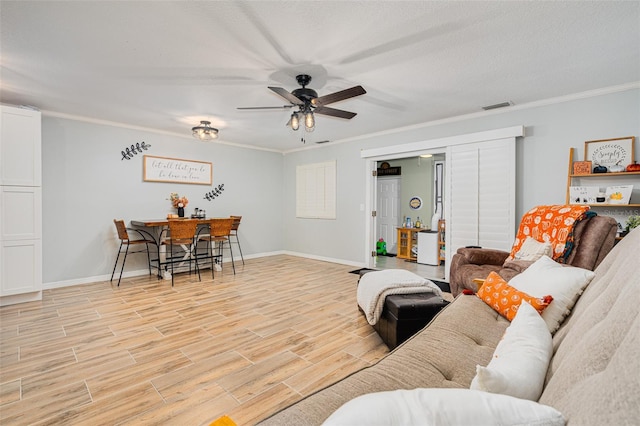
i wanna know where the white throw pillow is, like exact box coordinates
[470,301,552,400]
[322,388,564,426]
[514,236,553,261]
[509,255,595,333]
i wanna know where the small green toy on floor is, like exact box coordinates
[376,238,387,255]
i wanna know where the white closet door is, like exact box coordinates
[447,138,516,272]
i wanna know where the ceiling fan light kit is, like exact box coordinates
[290,112,300,130]
[304,110,315,132]
[238,74,366,139]
[192,120,218,140]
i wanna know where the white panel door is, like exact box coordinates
[0,106,42,186]
[376,177,401,253]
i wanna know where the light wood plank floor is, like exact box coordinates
[0,256,392,425]
[373,255,446,281]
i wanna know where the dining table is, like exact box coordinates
[130,218,221,279]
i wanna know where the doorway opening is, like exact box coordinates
[372,154,446,281]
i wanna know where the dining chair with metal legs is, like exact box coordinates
[160,219,201,287]
[230,215,244,265]
[198,217,235,275]
[111,219,158,286]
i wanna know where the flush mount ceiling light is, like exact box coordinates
[191,120,218,140]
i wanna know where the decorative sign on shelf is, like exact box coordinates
[569,186,598,204]
[143,155,212,185]
[121,141,151,160]
[605,185,633,205]
[584,136,635,170]
[572,161,592,175]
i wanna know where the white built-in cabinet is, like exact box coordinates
[0,105,42,305]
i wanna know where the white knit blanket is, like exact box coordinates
[357,269,443,325]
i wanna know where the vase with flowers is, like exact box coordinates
[169,192,189,217]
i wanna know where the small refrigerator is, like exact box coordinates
[417,230,439,265]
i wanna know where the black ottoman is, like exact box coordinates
[373,293,449,349]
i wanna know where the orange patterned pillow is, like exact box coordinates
[476,272,553,321]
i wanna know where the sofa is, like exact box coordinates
[258,226,639,425]
[449,212,617,297]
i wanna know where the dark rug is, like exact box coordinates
[378,253,397,257]
[349,267,378,275]
[429,279,451,293]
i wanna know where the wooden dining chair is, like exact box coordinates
[111,219,158,287]
[230,215,244,265]
[160,219,201,286]
[198,217,235,276]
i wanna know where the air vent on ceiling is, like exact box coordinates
[315,140,331,144]
[482,101,513,111]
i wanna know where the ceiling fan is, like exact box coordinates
[237,74,366,132]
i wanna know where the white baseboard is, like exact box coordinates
[281,251,365,268]
[0,291,43,306]
[42,250,291,290]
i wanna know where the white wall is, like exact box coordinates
[282,142,368,265]
[42,117,284,285]
[40,87,640,285]
[393,157,434,225]
[282,87,640,265]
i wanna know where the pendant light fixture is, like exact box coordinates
[191,120,218,140]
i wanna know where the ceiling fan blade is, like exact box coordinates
[314,106,357,120]
[237,105,294,110]
[312,85,366,106]
[268,86,304,105]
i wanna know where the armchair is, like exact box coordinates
[449,209,617,297]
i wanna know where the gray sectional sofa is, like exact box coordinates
[259,226,639,425]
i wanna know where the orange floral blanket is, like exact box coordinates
[508,205,594,263]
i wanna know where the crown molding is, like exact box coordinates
[284,81,640,155]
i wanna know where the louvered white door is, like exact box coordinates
[446,138,516,274]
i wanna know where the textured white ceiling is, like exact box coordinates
[1,1,639,151]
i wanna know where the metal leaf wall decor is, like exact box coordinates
[121,141,151,160]
[204,184,225,201]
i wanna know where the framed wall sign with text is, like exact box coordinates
[143,155,213,185]
[584,136,635,170]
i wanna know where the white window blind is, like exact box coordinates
[296,160,337,219]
